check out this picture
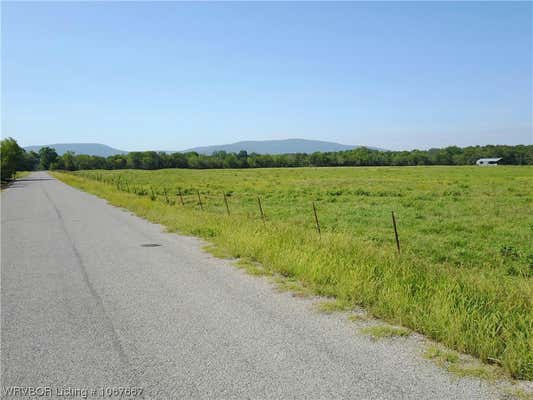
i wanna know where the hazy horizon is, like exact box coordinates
[3,2,532,151]
[20,138,532,154]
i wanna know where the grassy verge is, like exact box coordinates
[424,345,505,382]
[14,171,30,179]
[1,171,31,190]
[52,170,532,380]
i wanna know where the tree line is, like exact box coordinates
[1,137,532,180]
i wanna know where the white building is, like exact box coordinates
[476,158,502,166]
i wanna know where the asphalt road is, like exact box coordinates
[1,172,500,399]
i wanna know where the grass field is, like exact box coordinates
[53,166,533,380]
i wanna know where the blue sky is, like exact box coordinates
[2,1,532,151]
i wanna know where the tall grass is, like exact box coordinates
[52,167,533,380]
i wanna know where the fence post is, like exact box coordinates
[257,196,266,225]
[312,202,321,236]
[178,188,185,206]
[197,190,203,211]
[223,192,230,215]
[391,211,401,254]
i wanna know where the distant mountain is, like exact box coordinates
[24,143,127,157]
[24,139,383,157]
[183,139,378,155]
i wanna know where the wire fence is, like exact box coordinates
[74,171,403,254]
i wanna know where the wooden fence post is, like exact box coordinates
[312,202,321,236]
[223,192,230,215]
[257,197,266,225]
[177,189,185,206]
[197,190,203,211]
[391,211,401,254]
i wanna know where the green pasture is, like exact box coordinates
[53,166,533,380]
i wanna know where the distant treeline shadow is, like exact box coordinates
[16,178,54,182]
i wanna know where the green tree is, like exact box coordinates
[108,155,128,169]
[140,151,160,169]
[61,151,77,171]
[1,137,25,181]
[127,152,143,169]
[38,146,58,170]
[22,151,40,171]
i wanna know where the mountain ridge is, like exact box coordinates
[183,139,379,155]
[25,139,383,157]
[24,143,127,157]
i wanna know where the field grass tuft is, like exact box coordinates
[425,346,460,364]
[316,299,350,313]
[361,325,411,340]
[348,313,370,322]
[424,345,503,382]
